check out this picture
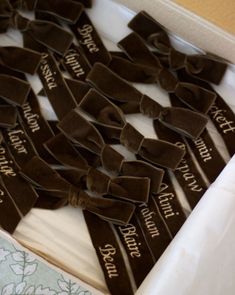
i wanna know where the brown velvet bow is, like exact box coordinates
[128,11,227,84]
[11,0,84,24]
[20,156,135,225]
[44,133,150,203]
[0,0,73,55]
[86,63,209,139]
[115,33,216,114]
[57,104,185,170]
[0,46,42,74]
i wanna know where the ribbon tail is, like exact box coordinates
[157,107,208,139]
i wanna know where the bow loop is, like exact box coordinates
[57,109,105,154]
[157,106,208,139]
[0,46,42,74]
[139,138,185,170]
[86,63,142,108]
[87,168,150,203]
[0,74,30,106]
[174,83,216,113]
[79,89,126,128]
[185,55,227,84]
[120,123,185,169]
[140,95,163,118]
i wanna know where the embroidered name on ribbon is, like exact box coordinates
[70,11,111,65]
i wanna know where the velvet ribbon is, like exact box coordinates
[128,11,227,84]
[0,73,30,106]
[0,105,17,128]
[0,46,42,74]
[110,33,216,114]
[57,104,185,170]
[0,0,73,55]
[10,0,84,24]
[44,133,151,203]
[86,63,209,139]
[20,156,135,225]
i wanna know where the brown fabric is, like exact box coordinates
[115,215,156,287]
[69,11,111,65]
[116,33,216,114]
[0,105,17,128]
[23,45,77,120]
[44,133,89,171]
[3,118,38,167]
[178,69,235,156]
[20,156,135,225]
[121,161,163,194]
[153,172,187,237]
[65,78,91,104]
[109,55,157,83]
[136,197,172,260]
[61,44,92,81]
[170,95,226,183]
[38,78,91,106]
[80,88,126,127]
[19,89,56,163]
[58,109,185,169]
[121,123,185,170]
[44,133,150,203]
[128,11,227,84]
[84,211,134,295]
[154,122,208,208]
[34,0,83,23]
[0,142,38,216]
[0,74,30,106]
[86,63,209,139]
[53,112,163,193]
[73,0,92,8]
[0,46,42,74]
[0,65,56,163]
[0,178,22,234]
[0,0,73,55]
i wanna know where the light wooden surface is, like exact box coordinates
[173,0,235,36]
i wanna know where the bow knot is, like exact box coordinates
[68,187,88,209]
[147,31,171,54]
[140,95,163,118]
[11,12,29,31]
